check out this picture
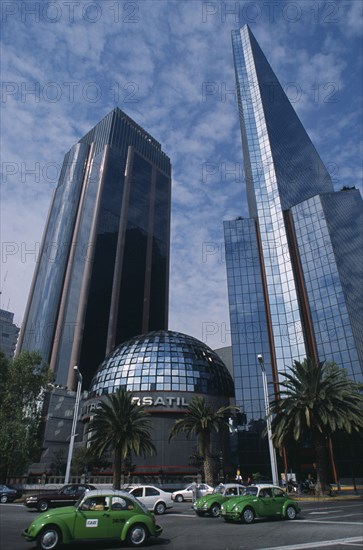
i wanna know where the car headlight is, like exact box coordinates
[202,503,208,509]
[26,497,37,501]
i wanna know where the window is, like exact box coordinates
[145,487,159,497]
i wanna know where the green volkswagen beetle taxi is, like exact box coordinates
[22,489,163,549]
[220,484,301,524]
[193,483,246,517]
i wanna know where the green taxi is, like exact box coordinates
[193,483,246,517]
[22,489,163,549]
[220,484,301,523]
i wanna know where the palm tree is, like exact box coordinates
[270,358,363,495]
[168,396,238,485]
[87,389,156,489]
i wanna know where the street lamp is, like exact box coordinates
[257,354,279,486]
[64,365,83,484]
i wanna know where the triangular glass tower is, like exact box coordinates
[224,26,362,473]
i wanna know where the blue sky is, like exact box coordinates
[1,0,362,350]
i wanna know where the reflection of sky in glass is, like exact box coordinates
[292,195,362,383]
[89,331,235,398]
[232,26,307,380]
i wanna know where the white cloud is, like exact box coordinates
[0,0,361,353]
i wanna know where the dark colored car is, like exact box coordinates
[22,489,162,549]
[0,484,22,503]
[24,483,96,512]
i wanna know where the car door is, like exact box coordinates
[255,488,275,517]
[271,487,288,515]
[73,495,118,540]
[144,487,160,510]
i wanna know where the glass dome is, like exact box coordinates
[89,330,234,398]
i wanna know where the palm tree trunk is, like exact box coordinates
[200,430,214,485]
[113,447,122,490]
[314,431,328,496]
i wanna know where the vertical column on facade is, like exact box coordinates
[49,143,95,376]
[66,146,110,390]
[106,146,134,355]
[142,165,157,332]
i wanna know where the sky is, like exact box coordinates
[1,0,362,351]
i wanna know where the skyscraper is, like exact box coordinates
[224,26,362,473]
[17,108,171,390]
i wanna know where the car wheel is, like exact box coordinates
[241,507,255,524]
[175,494,184,503]
[286,505,297,520]
[126,524,149,547]
[154,502,166,515]
[37,500,49,513]
[37,526,61,550]
[0,494,8,503]
[210,503,220,517]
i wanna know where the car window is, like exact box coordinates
[245,487,258,496]
[111,496,134,511]
[131,488,143,498]
[225,487,237,496]
[145,487,159,497]
[80,496,110,511]
[61,486,73,495]
[259,488,273,498]
[213,485,224,494]
[273,488,285,498]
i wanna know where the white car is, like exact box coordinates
[171,483,214,502]
[125,485,173,515]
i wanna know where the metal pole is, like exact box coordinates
[64,366,83,484]
[258,355,279,486]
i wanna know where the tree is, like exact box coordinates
[86,389,156,489]
[270,358,363,495]
[0,350,53,480]
[168,396,238,485]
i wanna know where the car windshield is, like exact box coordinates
[212,485,225,494]
[75,495,85,508]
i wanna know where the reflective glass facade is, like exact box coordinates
[225,26,363,470]
[18,109,171,390]
[89,330,235,398]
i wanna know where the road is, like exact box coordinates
[0,499,362,550]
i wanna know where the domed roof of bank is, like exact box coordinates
[89,331,234,398]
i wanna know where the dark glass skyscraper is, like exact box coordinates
[224,26,362,473]
[17,108,171,390]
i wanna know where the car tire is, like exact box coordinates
[175,494,184,503]
[209,503,220,517]
[154,502,166,515]
[286,505,297,520]
[37,526,61,550]
[37,500,49,513]
[241,507,255,524]
[126,524,149,547]
[0,494,8,503]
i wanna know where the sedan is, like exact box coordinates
[24,483,96,512]
[171,483,214,502]
[220,484,301,523]
[126,485,173,515]
[193,483,246,517]
[22,489,162,549]
[0,484,22,503]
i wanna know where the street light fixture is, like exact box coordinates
[257,354,279,486]
[64,365,83,484]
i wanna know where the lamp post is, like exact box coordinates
[64,365,83,484]
[257,354,279,486]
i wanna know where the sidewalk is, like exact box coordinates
[294,484,363,501]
